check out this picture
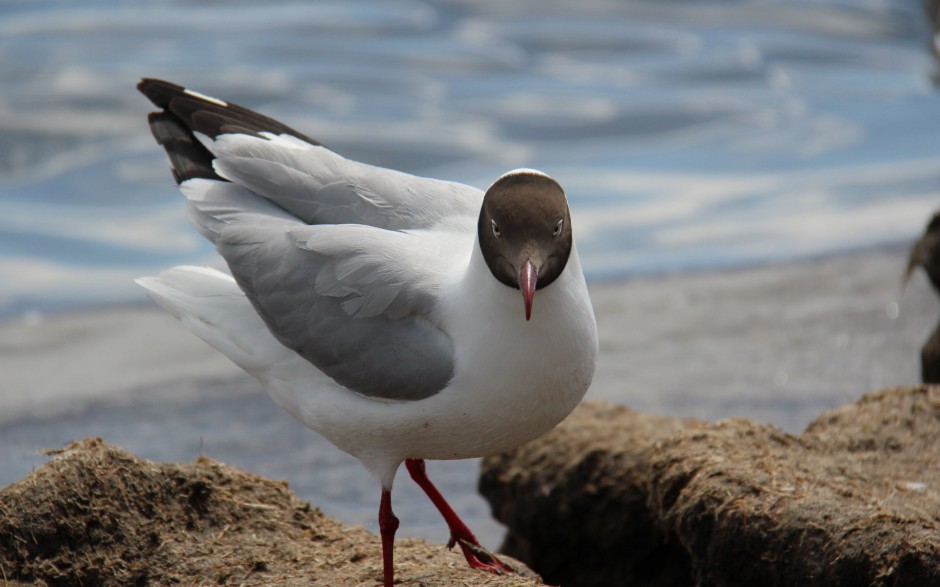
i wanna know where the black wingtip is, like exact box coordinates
[137,78,322,145]
[138,77,325,184]
[146,110,221,184]
[137,78,185,110]
[139,78,222,185]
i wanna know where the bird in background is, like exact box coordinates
[906,211,940,384]
[136,78,598,586]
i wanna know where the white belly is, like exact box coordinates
[264,245,598,483]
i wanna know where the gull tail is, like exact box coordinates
[136,266,288,375]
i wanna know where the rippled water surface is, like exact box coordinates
[2,0,939,314]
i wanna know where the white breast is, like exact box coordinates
[257,238,597,486]
[427,240,598,456]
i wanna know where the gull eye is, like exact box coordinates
[552,218,564,237]
[491,219,501,238]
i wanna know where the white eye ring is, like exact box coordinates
[552,218,564,237]
[491,219,501,238]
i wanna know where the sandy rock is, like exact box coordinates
[0,438,540,587]
[481,386,940,587]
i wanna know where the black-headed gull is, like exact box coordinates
[136,78,598,586]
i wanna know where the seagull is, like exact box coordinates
[136,78,598,586]
[906,211,940,384]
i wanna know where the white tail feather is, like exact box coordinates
[136,266,288,374]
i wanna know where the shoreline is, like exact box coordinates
[1,243,931,428]
[589,244,930,430]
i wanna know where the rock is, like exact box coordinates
[480,386,940,587]
[481,405,701,587]
[0,438,540,587]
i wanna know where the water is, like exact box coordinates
[1,0,938,315]
[2,0,940,547]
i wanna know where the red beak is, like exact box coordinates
[519,260,537,321]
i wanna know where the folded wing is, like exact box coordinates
[139,79,479,400]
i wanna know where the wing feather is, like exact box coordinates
[139,79,479,400]
[206,132,481,229]
[179,179,460,400]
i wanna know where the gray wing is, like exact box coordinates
[206,131,481,230]
[182,179,460,400]
[138,79,479,400]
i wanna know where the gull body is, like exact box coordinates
[136,79,598,585]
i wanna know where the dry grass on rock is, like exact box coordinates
[482,386,940,587]
[0,438,540,587]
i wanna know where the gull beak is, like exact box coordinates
[519,259,537,321]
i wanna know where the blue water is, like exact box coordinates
[1,0,939,316]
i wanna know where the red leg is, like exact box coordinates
[378,488,399,587]
[405,458,514,575]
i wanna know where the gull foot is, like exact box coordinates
[454,537,516,575]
